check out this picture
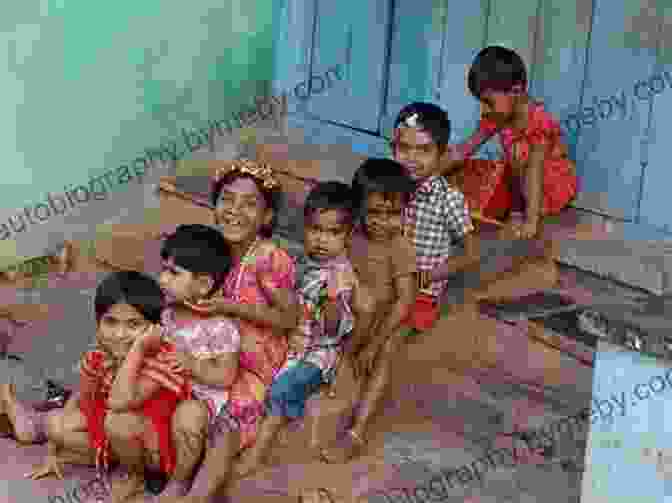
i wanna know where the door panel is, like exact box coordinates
[272,0,316,116]
[571,0,653,219]
[531,0,592,160]
[305,0,390,132]
[638,1,672,232]
[436,0,491,143]
[380,0,447,139]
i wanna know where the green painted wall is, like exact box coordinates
[2,0,275,212]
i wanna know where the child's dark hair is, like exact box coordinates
[95,271,164,324]
[303,181,354,226]
[393,102,451,150]
[210,172,280,238]
[160,224,232,296]
[467,46,527,99]
[351,158,416,221]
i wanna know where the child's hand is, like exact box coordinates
[289,334,308,355]
[185,296,231,316]
[417,271,432,291]
[26,454,63,480]
[133,324,163,355]
[162,350,195,376]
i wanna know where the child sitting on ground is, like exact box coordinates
[446,45,578,239]
[320,158,418,464]
[234,181,357,477]
[148,224,259,503]
[390,102,479,334]
[0,271,191,503]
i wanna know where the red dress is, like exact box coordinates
[462,101,577,218]
[78,344,191,474]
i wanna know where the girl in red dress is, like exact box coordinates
[0,271,191,503]
[447,45,578,238]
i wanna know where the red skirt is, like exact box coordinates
[461,159,576,218]
[461,160,512,220]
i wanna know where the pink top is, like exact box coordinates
[220,240,295,385]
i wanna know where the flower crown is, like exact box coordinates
[211,158,280,192]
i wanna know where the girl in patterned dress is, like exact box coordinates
[158,161,300,503]
[446,45,578,239]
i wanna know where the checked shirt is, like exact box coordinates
[403,175,474,299]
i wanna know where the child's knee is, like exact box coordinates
[354,284,376,317]
[104,411,144,441]
[173,400,209,433]
[44,411,64,444]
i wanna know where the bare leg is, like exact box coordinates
[185,419,240,503]
[158,400,210,502]
[321,334,400,463]
[0,383,48,443]
[104,411,148,503]
[48,408,97,465]
[351,283,376,355]
[234,414,287,478]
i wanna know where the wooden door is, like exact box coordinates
[570,0,654,220]
[637,0,672,233]
[531,0,592,162]
[304,0,391,133]
[474,0,542,158]
[379,0,448,139]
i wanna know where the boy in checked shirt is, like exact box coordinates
[393,102,479,336]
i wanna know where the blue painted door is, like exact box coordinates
[435,0,491,146]
[570,0,653,220]
[303,0,390,133]
[531,0,591,163]
[637,3,672,233]
[477,0,541,159]
[379,0,447,140]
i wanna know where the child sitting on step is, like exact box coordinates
[391,102,480,334]
[234,181,357,478]
[320,157,418,463]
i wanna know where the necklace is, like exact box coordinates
[230,237,262,303]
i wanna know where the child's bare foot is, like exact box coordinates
[110,469,145,503]
[0,383,44,443]
[0,388,13,437]
[319,430,365,464]
[299,488,343,502]
[233,449,263,479]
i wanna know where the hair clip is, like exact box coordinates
[212,159,280,191]
[404,113,420,128]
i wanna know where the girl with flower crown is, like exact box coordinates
[158,159,300,503]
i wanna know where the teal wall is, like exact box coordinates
[2,0,275,213]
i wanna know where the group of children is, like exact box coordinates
[0,45,577,503]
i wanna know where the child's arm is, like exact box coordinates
[186,350,239,389]
[200,248,300,332]
[219,285,299,331]
[517,144,545,239]
[381,274,416,337]
[429,231,480,283]
[438,126,498,177]
[107,326,162,412]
